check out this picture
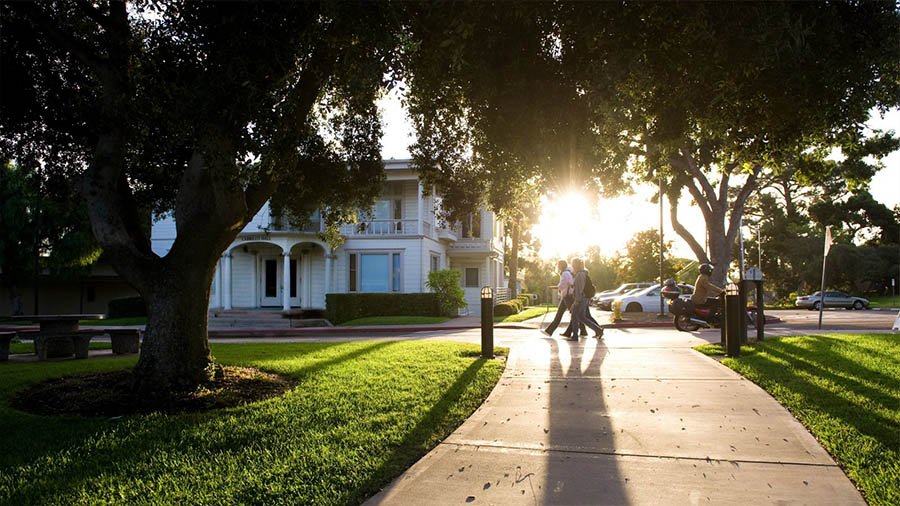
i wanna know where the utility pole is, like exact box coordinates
[658,176,665,317]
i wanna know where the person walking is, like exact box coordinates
[542,260,579,336]
[569,258,604,340]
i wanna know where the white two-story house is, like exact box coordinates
[150,159,507,315]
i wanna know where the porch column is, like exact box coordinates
[417,181,424,235]
[222,253,232,310]
[484,256,491,289]
[282,251,291,311]
[324,249,333,295]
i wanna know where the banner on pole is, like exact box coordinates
[824,225,833,257]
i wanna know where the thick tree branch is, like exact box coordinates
[683,177,714,223]
[668,193,710,263]
[724,165,760,247]
[681,147,717,204]
[718,163,734,207]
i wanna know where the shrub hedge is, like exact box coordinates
[107,296,147,318]
[518,293,538,304]
[326,293,441,324]
[493,298,523,316]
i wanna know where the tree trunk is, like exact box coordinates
[507,221,519,298]
[133,263,216,395]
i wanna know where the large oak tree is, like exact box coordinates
[1,1,400,394]
[559,1,900,284]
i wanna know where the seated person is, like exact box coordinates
[691,263,724,308]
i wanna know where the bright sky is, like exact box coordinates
[378,91,900,260]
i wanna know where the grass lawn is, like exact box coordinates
[694,334,899,506]
[867,294,900,309]
[0,341,505,505]
[8,341,112,355]
[80,316,148,326]
[0,316,147,327]
[338,315,450,326]
[494,305,554,323]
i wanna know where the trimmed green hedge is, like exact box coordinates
[493,298,523,316]
[107,296,147,318]
[326,293,441,324]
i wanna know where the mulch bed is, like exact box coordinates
[11,366,295,417]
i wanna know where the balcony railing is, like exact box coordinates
[341,219,419,236]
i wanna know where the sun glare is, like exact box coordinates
[531,190,657,261]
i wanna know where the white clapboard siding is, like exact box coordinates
[230,251,257,308]
[308,252,326,308]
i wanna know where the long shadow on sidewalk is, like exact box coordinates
[543,338,627,504]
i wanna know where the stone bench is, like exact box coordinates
[106,329,141,355]
[8,328,141,359]
[0,332,16,362]
[33,330,101,360]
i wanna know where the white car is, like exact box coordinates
[592,282,655,309]
[614,283,694,313]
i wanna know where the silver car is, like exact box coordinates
[795,291,870,310]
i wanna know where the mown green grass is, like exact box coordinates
[694,334,899,506]
[0,341,505,505]
[80,316,148,326]
[494,305,554,323]
[867,294,900,309]
[8,341,112,355]
[338,316,450,326]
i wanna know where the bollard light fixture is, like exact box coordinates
[480,286,494,358]
[726,283,740,296]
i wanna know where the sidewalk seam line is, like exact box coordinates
[437,442,839,468]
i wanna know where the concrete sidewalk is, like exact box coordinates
[365,329,863,505]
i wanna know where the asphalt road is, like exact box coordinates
[764,308,899,332]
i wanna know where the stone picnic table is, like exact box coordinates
[11,314,105,360]
[2,314,142,361]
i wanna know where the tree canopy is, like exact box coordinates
[1,0,402,393]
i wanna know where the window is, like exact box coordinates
[430,254,440,272]
[264,259,277,297]
[349,254,357,291]
[464,268,479,287]
[371,199,401,220]
[462,212,481,238]
[349,252,402,292]
[289,259,298,297]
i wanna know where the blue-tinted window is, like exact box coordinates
[360,254,390,292]
[392,253,401,291]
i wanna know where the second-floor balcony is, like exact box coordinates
[341,219,419,236]
[267,214,323,234]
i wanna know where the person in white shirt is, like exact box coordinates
[542,260,584,336]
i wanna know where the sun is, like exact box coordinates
[531,190,662,261]
[531,191,604,260]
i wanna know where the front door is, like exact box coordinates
[260,257,281,307]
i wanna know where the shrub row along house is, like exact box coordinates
[151,160,507,315]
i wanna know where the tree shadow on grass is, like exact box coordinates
[749,341,898,447]
[0,340,400,505]
[351,355,496,506]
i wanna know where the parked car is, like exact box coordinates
[795,291,869,310]
[592,282,655,309]
[615,283,694,313]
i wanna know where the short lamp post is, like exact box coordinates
[724,283,741,357]
[481,286,494,358]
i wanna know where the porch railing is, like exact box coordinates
[341,219,419,236]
